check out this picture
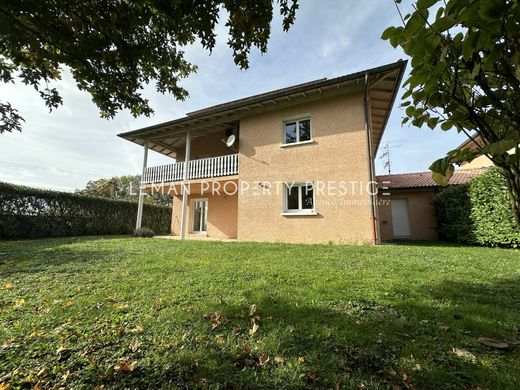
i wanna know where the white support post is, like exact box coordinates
[136,142,149,230]
[179,131,191,239]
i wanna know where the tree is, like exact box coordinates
[0,0,298,133]
[78,175,172,206]
[382,0,520,226]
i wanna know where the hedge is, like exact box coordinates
[435,168,520,248]
[0,182,171,239]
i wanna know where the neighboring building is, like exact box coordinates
[376,169,483,241]
[119,60,407,244]
[456,136,495,170]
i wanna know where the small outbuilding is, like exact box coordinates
[376,169,483,241]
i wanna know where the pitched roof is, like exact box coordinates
[376,169,484,190]
[118,60,407,158]
[456,134,482,151]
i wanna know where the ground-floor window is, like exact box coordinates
[283,182,315,215]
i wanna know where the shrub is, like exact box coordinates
[435,168,520,248]
[0,182,171,239]
[134,227,155,238]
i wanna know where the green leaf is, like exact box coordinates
[427,117,439,129]
[417,0,438,11]
[483,139,519,156]
[461,31,480,61]
[440,121,452,131]
[432,16,457,32]
[429,160,454,186]
[478,0,506,21]
[381,27,395,40]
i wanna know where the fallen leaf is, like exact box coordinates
[297,356,305,364]
[203,312,224,330]
[3,284,13,290]
[61,300,74,308]
[452,348,475,359]
[56,346,67,355]
[307,370,317,382]
[274,355,285,364]
[477,337,509,350]
[249,322,259,336]
[61,370,75,381]
[2,339,15,349]
[114,361,137,373]
[13,299,25,309]
[249,304,257,316]
[259,352,269,366]
[152,298,163,313]
[129,325,144,334]
[129,341,142,352]
[243,358,256,367]
[241,343,251,354]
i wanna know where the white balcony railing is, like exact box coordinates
[142,153,239,184]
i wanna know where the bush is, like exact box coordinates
[435,168,520,248]
[0,182,171,239]
[134,227,155,237]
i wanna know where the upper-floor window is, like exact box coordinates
[283,117,311,145]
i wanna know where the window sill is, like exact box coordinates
[282,211,318,216]
[280,140,315,148]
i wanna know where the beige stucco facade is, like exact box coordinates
[459,154,493,170]
[170,181,239,239]
[377,189,438,241]
[164,93,375,244]
[236,93,374,244]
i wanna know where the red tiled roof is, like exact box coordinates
[376,169,484,190]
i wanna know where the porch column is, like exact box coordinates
[179,131,191,239]
[136,142,149,229]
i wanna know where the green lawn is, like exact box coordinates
[0,237,519,389]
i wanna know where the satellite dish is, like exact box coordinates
[224,134,236,148]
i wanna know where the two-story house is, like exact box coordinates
[118,60,407,244]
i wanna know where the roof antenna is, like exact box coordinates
[379,140,404,175]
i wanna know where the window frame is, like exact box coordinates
[281,116,312,146]
[282,182,316,216]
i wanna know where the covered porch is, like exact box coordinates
[119,116,240,240]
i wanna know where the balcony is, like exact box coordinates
[142,153,239,184]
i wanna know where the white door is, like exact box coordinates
[191,199,208,233]
[391,199,411,237]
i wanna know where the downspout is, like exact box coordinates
[363,72,379,245]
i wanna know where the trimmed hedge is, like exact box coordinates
[435,168,520,248]
[0,182,171,239]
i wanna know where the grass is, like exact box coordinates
[0,237,519,389]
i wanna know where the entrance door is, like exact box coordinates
[191,199,208,233]
[391,199,411,237]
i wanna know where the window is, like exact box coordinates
[283,183,315,214]
[283,117,311,144]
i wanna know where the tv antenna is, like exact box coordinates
[379,140,404,175]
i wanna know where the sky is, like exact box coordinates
[0,1,468,192]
